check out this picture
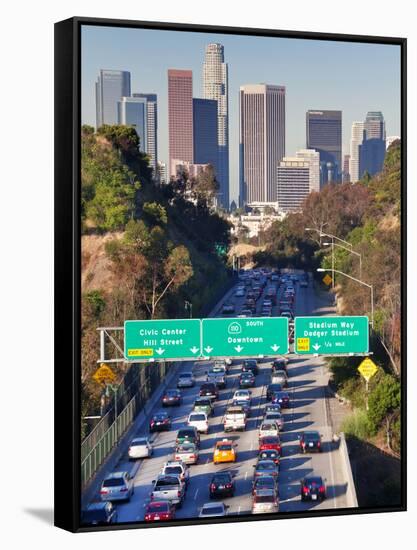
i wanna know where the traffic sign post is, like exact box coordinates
[201,317,288,358]
[294,316,369,355]
[93,363,116,384]
[124,319,201,360]
[358,357,379,411]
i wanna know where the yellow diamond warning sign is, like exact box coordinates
[93,363,116,384]
[358,357,378,382]
[296,337,310,352]
[322,274,333,286]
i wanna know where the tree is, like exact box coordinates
[367,374,400,433]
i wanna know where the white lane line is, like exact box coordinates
[321,383,337,509]
[238,505,241,515]
[245,471,248,480]
[194,488,199,500]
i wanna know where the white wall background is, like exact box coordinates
[0,0,415,547]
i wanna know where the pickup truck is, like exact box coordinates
[151,474,186,507]
[206,370,226,388]
[223,406,246,432]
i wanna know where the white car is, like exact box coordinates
[233,389,251,402]
[235,288,245,298]
[187,411,209,434]
[252,489,279,514]
[264,411,284,431]
[177,372,195,388]
[128,437,153,459]
[160,460,190,486]
[258,421,280,438]
[100,472,134,502]
[199,502,228,518]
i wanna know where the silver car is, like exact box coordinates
[271,370,288,387]
[264,411,284,431]
[252,489,279,514]
[199,502,228,518]
[128,436,153,459]
[100,471,134,502]
[177,372,195,388]
[173,442,199,465]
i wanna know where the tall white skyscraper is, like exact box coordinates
[239,84,286,205]
[203,43,229,209]
[349,121,365,183]
[133,93,158,173]
[277,149,320,212]
[95,69,131,127]
[364,111,386,140]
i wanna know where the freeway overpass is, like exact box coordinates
[83,270,358,523]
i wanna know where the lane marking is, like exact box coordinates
[194,488,199,500]
[244,471,248,480]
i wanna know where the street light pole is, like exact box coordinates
[323,241,362,279]
[317,268,374,327]
[185,300,192,318]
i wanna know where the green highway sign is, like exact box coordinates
[294,316,369,355]
[124,319,201,360]
[201,317,288,358]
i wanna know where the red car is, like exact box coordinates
[259,436,282,455]
[144,501,176,522]
[162,389,182,406]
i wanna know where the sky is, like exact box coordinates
[81,25,401,204]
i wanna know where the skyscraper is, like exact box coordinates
[306,110,342,184]
[203,43,229,209]
[239,84,286,205]
[277,149,320,212]
[193,98,219,179]
[117,96,147,154]
[95,69,131,127]
[343,154,351,183]
[133,93,158,173]
[359,138,386,178]
[364,111,386,140]
[168,70,193,177]
[349,121,365,183]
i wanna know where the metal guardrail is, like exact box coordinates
[339,432,359,507]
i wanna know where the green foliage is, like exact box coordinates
[367,374,401,432]
[142,202,168,226]
[83,290,106,319]
[341,409,373,440]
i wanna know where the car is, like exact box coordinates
[199,382,219,401]
[100,471,134,502]
[252,489,279,514]
[187,411,209,434]
[81,502,118,526]
[209,472,235,498]
[162,389,182,407]
[242,359,259,375]
[150,411,172,432]
[193,397,213,417]
[253,459,279,479]
[233,398,251,416]
[264,403,281,415]
[252,475,278,496]
[214,358,231,372]
[160,460,190,486]
[266,383,283,400]
[272,391,290,408]
[151,474,186,506]
[199,502,228,518]
[280,311,293,320]
[271,370,288,387]
[300,280,308,288]
[258,421,280,438]
[299,431,322,453]
[235,288,245,298]
[258,449,280,465]
[259,436,282,454]
[128,437,153,459]
[239,309,253,317]
[144,500,176,522]
[272,357,288,372]
[239,372,255,388]
[173,442,199,465]
[300,476,326,501]
[209,364,227,376]
[213,439,237,464]
[223,405,247,432]
[176,426,200,447]
[177,372,195,388]
[263,411,284,431]
[263,299,273,308]
[206,370,226,389]
[222,303,235,314]
[233,389,251,402]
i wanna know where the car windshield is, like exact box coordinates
[156,477,179,486]
[195,399,210,406]
[305,477,322,486]
[147,502,170,512]
[213,474,230,483]
[258,462,275,470]
[255,495,275,503]
[180,373,192,378]
[305,432,320,441]
[166,390,178,396]
[164,466,182,475]
[218,443,232,451]
[131,438,147,445]
[202,506,224,515]
[256,478,274,487]
[262,437,278,444]
[154,414,167,421]
[178,430,194,437]
[103,477,124,487]
[261,424,275,430]
[189,414,206,421]
[178,444,195,452]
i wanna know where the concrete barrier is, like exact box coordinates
[339,432,359,507]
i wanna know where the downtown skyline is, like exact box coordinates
[82,25,401,205]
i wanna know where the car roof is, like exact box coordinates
[105,471,127,479]
[304,476,323,483]
[304,431,320,437]
[202,502,225,510]
[85,501,109,511]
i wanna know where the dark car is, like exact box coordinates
[150,411,172,432]
[144,500,176,522]
[272,358,287,373]
[266,383,283,400]
[242,359,259,376]
[272,391,290,408]
[299,431,322,453]
[258,449,280,465]
[239,372,255,388]
[233,399,251,416]
[81,502,118,525]
[162,389,182,407]
[199,382,219,401]
[176,426,200,447]
[253,459,279,479]
[252,475,278,496]
[209,472,235,498]
[264,403,281,414]
[300,476,326,501]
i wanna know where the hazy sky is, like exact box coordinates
[81,25,401,204]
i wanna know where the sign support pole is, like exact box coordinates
[365,379,369,411]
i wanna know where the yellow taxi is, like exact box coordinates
[213,438,237,464]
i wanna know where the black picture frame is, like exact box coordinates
[54,16,407,533]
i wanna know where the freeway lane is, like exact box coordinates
[85,269,352,523]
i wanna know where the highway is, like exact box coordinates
[85,270,352,523]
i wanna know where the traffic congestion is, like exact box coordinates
[82,268,350,526]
